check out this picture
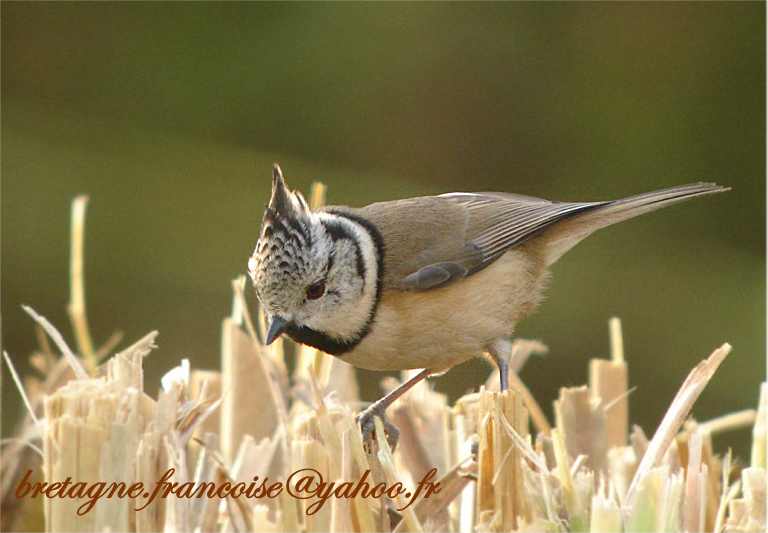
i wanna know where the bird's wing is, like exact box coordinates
[354,193,607,291]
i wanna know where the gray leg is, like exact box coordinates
[357,368,431,450]
[497,358,509,391]
[488,338,512,392]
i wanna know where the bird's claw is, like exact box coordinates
[357,406,400,452]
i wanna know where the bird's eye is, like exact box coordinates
[306,280,326,300]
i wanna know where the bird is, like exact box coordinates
[248,163,728,446]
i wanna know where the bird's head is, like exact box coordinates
[248,164,381,353]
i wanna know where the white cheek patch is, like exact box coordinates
[330,241,364,293]
[305,212,379,341]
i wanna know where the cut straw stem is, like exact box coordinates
[609,317,624,364]
[751,382,767,468]
[2,351,40,426]
[231,275,259,343]
[309,181,327,210]
[508,371,551,435]
[22,305,88,380]
[624,343,731,509]
[698,409,757,436]
[375,417,425,533]
[66,195,97,373]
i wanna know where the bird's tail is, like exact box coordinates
[539,182,730,266]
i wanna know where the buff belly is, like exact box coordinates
[339,247,547,372]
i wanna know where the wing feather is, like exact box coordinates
[355,183,725,293]
[439,192,605,271]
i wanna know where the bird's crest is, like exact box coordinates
[265,163,309,222]
[249,164,314,305]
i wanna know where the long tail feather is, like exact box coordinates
[539,182,730,265]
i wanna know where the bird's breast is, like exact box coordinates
[338,248,547,372]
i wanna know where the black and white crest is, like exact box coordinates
[248,164,317,311]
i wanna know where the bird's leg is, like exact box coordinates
[497,358,510,391]
[488,338,513,392]
[357,368,432,450]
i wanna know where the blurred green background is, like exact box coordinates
[2,2,765,460]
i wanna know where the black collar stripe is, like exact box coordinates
[286,210,385,356]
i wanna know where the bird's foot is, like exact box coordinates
[356,405,400,452]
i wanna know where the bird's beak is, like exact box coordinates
[265,316,289,345]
